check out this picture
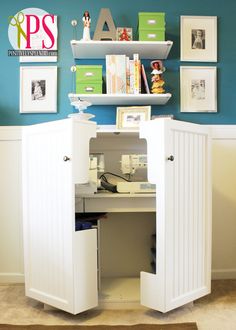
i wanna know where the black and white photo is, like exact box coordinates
[191,29,205,49]
[31,80,46,101]
[191,79,206,100]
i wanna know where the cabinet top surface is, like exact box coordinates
[71,40,173,59]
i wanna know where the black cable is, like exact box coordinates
[100,174,108,182]
[99,172,131,193]
[99,171,131,182]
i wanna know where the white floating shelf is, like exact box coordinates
[71,40,173,59]
[69,93,172,105]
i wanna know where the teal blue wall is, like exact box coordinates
[0,0,235,125]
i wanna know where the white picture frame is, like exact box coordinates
[20,66,57,113]
[180,66,217,113]
[180,16,217,62]
[116,106,151,129]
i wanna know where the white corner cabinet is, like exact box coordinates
[70,40,173,105]
[22,118,212,314]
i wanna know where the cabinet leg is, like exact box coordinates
[43,303,58,311]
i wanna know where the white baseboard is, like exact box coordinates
[0,273,24,284]
[212,269,236,280]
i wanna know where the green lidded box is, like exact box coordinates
[76,65,103,94]
[76,82,102,94]
[76,65,103,82]
[138,12,165,30]
[138,29,165,41]
[138,12,165,41]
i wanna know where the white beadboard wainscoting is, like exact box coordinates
[211,126,236,279]
[0,127,24,283]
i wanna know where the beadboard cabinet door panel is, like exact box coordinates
[140,119,211,313]
[22,119,98,314]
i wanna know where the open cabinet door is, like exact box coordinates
[22,118,97,314]
[139,119,211,313]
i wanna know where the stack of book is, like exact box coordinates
[106,54,150,94]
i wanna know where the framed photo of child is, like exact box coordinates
[20,66,57,113]
[180,16,217,62]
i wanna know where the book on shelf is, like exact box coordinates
[126,56,130,94]
[133,53,141,94]
[141,64,150,94]
[129,59,134,94]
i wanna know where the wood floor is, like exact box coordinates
[0,280,236,330]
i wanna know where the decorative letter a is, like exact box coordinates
[93,8,116,41]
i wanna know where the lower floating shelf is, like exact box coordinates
[69,93,172,105]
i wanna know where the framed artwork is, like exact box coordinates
[20,66,57,113]
[116,106,151,129]
[180,16,217,62]
[116,27,132,41]
[180,66,217,113]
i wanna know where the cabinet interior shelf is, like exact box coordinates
[69,93,172,105]
[71,40,173,59]
[77,192,156,198]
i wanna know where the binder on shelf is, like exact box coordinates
[106,54,127,94]
[129,59,134,94]
[126,56,130,94]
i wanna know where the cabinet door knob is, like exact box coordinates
[167,155,174,161]
[63,156,70,162]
